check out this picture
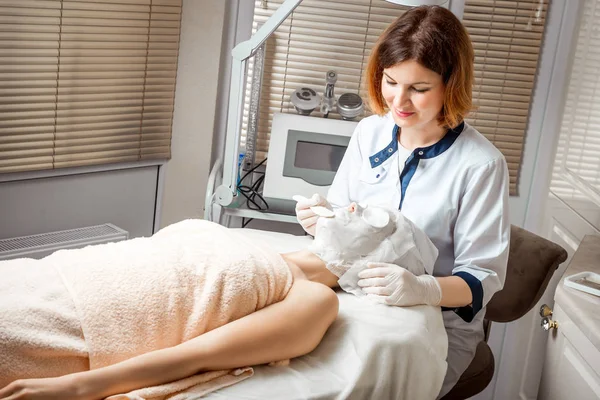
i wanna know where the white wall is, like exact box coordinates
[0,165,158,240]
[159,0,227,228]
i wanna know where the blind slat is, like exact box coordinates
[61,17,149,27]
[0,7,61,18]
[53,141,170,155]
[62,1,149,13]
[0,0,61,9]
[55,130,170,141]
[69,0,151,4]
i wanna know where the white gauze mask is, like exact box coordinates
[308,204,439,297]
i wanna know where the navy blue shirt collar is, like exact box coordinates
[369,122,465,168]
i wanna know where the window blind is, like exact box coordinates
[549,0,600,204]
[244,0,549,196]
[0,0,181,174]
[463,0,549,195]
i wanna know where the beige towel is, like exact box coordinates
[0,220,293,399]
[0,258,90,383]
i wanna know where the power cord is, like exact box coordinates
[237,158,269,229]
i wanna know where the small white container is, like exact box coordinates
[564,271,600,297]
[290,87,321,115]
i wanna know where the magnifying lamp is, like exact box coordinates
[214,0,448,208]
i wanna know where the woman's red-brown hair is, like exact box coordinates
[366,6,474,129]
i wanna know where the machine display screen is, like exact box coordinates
[294,140,347,172]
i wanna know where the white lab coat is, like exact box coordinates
[327,112,510,397]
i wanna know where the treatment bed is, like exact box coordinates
[203,228,449,400]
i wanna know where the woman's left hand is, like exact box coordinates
[357,262,442,306]
[0,376,90,400]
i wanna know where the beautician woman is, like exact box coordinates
[295,6,510,398]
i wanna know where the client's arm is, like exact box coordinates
[281,250,339,288]
[0,275,338,400]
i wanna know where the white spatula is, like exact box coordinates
[292,195,335,218]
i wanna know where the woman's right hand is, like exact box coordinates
[294,194,331,236]
[0,376,93,400]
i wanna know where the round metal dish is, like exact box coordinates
[337,93,364,120]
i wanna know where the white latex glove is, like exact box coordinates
[293,194,332,236]
[357,262,442,306]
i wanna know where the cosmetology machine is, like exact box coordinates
[204,0,449,225]
[262,113,357,212]
[262,69,362,212]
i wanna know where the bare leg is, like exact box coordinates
[70,265,339,398]
[281,250,339,288]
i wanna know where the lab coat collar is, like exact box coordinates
[369,121,465,168]
[368,125,399,168]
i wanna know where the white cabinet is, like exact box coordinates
[539,304,600,400]
[539,236,600,400]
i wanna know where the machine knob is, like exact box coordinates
[541,317,558,331]
[539,304,553,318]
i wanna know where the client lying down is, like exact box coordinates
[0,203,437,400]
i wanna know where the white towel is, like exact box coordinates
[0,220,293,399]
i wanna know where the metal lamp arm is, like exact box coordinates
[215,0,303,207]
[232,0,302,61]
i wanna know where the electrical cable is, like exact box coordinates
[237,157,269,216]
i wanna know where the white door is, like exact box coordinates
[539,304,600,400]
[477,0,600,399]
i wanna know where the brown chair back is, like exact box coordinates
[485,225,568,323]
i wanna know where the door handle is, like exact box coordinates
[541,316,559,331]
[540,304,553,318]
[540,304,558,331]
